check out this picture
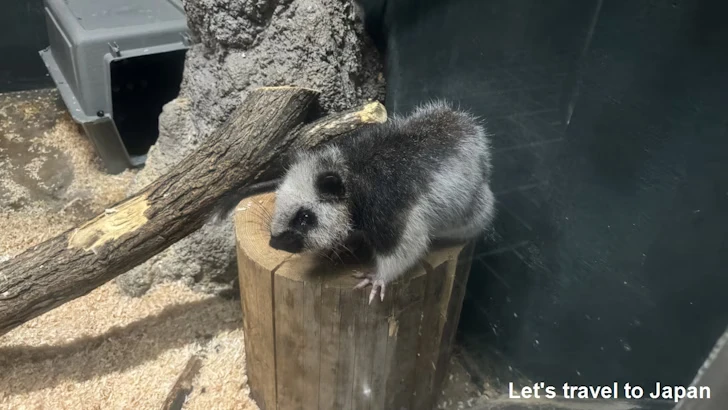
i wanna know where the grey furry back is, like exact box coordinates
[329,100,494,254]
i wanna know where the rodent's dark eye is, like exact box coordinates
[299,212,310,226]
[291,208,316,229]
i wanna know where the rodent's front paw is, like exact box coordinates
[353,272,387,304]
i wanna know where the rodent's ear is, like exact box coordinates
[316,171,346,199]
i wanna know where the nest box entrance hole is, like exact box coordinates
[109,49,187,159]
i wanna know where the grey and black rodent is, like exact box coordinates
[266,100,496,303]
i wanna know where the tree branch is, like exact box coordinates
[0,87,387,337]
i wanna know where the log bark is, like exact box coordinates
[161,354,203,410]
[0,86,387,337]
[234,192,475,410]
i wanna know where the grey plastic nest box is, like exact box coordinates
[39,0,192,174]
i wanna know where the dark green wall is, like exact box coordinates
[360,0,728,394]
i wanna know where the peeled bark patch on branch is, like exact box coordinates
[0,86,387,337]
[68,195,151,251]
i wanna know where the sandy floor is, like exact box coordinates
[0,282,257,410]
[0,89,136,259]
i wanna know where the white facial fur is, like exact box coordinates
[270,147,352,251]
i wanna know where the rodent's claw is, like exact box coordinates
[369,281,386,304]
[353,275,386,304]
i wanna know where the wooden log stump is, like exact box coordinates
[234,192,476,410]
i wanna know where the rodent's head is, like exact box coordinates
[269,147,351,254]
